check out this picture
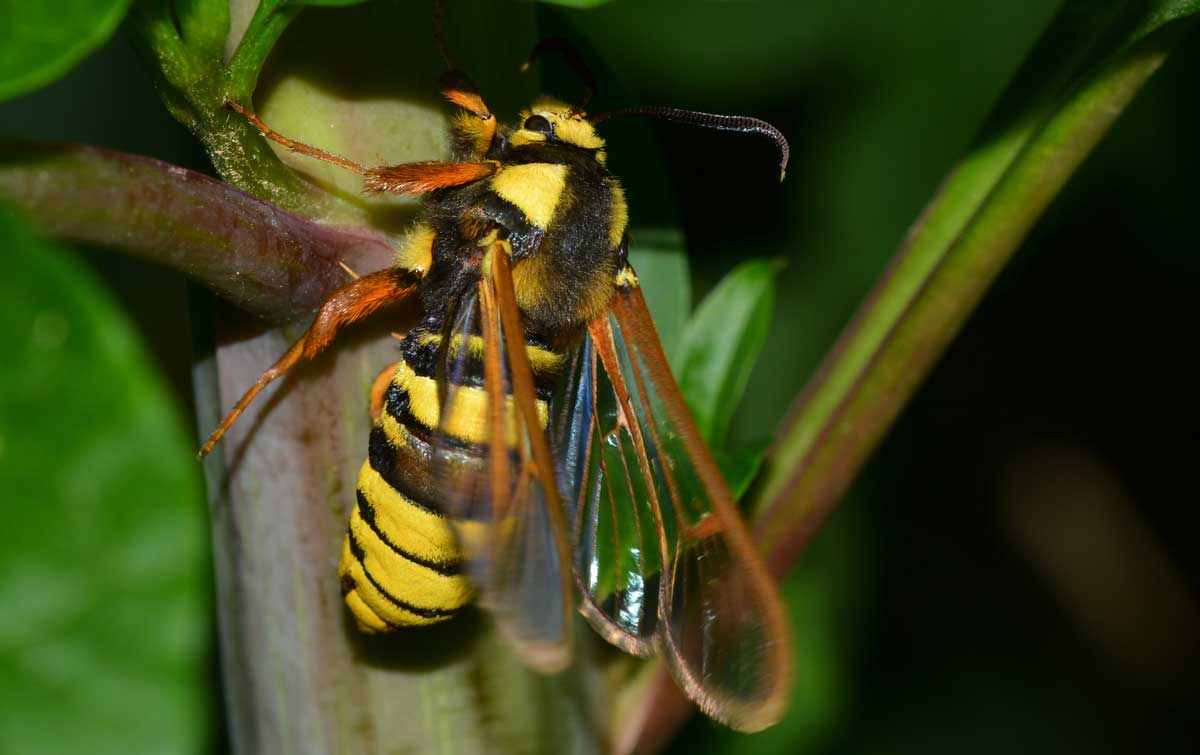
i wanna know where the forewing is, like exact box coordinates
[431,250,574,672]
[572,266,792,731]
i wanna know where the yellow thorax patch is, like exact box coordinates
[490,163,568,228]
[608,180,628,249]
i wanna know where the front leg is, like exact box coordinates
[225,99,496,195]
[199,267,420,458]
[473,194,544,259]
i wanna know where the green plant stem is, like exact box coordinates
[127,0,345,218]
[227,1,300,95]
[751,26,1185,573]
[177,0,231,60]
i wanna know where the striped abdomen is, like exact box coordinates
[339,326,564,631]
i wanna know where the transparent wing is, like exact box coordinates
[431,249,574,672]
[552,333,661,657]
[559,264,792,731]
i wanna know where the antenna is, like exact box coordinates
[592,106,789,180]
[521,37,596,114]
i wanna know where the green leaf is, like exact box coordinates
[628,227,691,361]
[754,0,1200,554]
[0,0,132,101]
[675,259,782,448]
[0,205,211,755]
[714,442,769,500]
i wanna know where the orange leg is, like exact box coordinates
[225,99,371,177]
[369,361,402,420]
[199,268,419,458]
[225,99,495,193]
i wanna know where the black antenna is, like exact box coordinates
[433,0,455,69]
[592,106,789,181]
[520,37,596,114]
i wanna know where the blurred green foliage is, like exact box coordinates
[531,0,613,8]
[0,0,131,101]
[0,207,211,754]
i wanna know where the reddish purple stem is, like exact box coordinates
[0,140,395,319]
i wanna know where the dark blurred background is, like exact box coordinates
[2,1,1197,753]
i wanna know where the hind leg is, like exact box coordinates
[369,361,403,420]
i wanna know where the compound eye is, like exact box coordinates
[522,114,553,135]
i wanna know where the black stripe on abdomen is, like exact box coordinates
[345,537,459,619]
[355,489,462,576]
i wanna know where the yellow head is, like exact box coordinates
[508,97,606,162]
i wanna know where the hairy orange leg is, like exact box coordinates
[199,268,419,458]
[369,361,402,419]
[224,99,496,193]
[225,99,371,177]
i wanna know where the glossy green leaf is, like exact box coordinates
[675,259,781,448]
[0,206,211,755]
[0,0,132,101]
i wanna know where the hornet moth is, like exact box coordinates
[201,0,792,733]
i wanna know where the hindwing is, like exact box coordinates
[553,264,792,732]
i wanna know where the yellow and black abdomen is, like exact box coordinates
[339,328,470,631]
[338,324,562,631]
[340,456,469,631]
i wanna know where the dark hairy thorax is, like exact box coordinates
[417,135,625,347]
